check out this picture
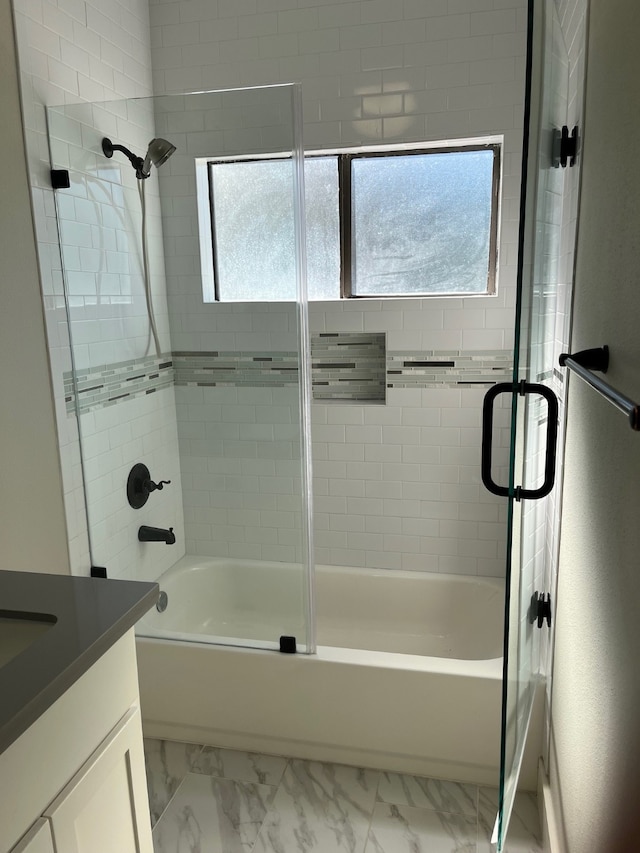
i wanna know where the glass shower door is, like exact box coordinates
[491,0,572,847]
[48,84,314,654]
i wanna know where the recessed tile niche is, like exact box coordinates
[311,333,386,403]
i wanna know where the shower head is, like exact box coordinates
[101,136,176,179]
[142,138,177,175]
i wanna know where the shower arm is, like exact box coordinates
[102,138,147,179]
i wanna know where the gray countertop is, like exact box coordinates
[0,570,159,755]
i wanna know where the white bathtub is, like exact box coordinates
[136,557,506,785]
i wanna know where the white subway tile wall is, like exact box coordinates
[151,0,526,574]
[175,380,510,573]
[49,97,186,582]
[511,0,586,696]
[312,388,510,574]
[178,385,307,563]
[80,386,185,581]
[13,0,531,580]
[13,0,184,578]
[541,0,588,687]
[152,1,527,356]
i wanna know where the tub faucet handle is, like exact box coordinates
[127,463,172,508]
[146,478,171,492]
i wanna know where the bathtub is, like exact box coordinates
[136,557,507,785]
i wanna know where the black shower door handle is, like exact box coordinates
[481,381,558,501]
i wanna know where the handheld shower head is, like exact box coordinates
[101,136,176,179]
[142,138,177,175]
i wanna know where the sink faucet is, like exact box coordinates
[138,525,176,545]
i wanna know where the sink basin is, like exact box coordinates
[0,611,56,669]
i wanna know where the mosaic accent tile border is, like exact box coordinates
[173,334,386,402]
[386,350,513,388]
[173,351,299,388]
[64,354,174,415]
[64,341,515,415]
[312,333,385,402]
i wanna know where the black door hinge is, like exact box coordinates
[51,169,70,189]
[552,125,579,168]
[528,591,552,628]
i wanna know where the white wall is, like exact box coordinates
[151,0,528,346]
[9,0,531,578]
[151,0,528,573]
[0,0,69,573]
[535,0,587,765]
[547,1,640,850]
[45,95,186,581]
[12,0,184,580]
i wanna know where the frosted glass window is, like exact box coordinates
[304,158,340,300]
[351,150,496,296]
[209,157,339,302]
[205,144,499,302]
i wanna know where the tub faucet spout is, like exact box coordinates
[138,525,176,545]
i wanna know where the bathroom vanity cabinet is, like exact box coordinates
[40,705,149,853]
[0,572,158,853]
[1,632,152,853]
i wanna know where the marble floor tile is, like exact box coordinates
[152,772,276,853]
[377,772,478,816]
[477,787,542,853]
[192,746,288,786]
[144,738,203,826]
[253,759,380,853]
[365,802,477,853]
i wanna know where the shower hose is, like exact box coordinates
[137,178,162,357]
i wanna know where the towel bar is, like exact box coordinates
[559,346,640,431]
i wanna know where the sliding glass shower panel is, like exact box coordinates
[48,84,314,654]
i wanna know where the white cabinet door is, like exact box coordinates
[9,820,54,853]
[43,707,153,853]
